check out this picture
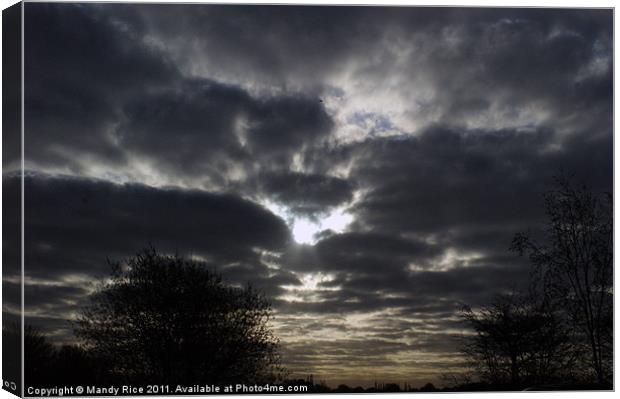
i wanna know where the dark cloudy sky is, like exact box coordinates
[5,2,612,388]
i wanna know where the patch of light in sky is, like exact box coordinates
[291,218,319,245]
[279,272,340,303]
[292,208,353,244]
[263,200,353,245]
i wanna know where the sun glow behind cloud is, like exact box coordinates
[292,209,354,244]
[263,201,354,244]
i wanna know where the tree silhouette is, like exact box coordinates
[6,323,64,387]
[459,293,578,388]
[51,344,111,385]
[17,323,115,387]
[23,325,56,386]
[74,247,283,385]
[511,176,612,384]
[419,382,437,392]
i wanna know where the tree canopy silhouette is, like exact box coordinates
[511,176,612,384]
[74,247,282,385]
[459,293,578,388]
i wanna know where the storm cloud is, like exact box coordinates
[12,2,613,388]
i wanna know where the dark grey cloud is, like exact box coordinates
[274,259,528,316]
[24,3,179,171]
[13,172,291,278]
[256,171,355,218]
[130,6,612,137]
[315,232,440,272]
[278,231,440,277]
[132,5,387,90]
[18,3,613,387]
[117,80,333,187]
[346,126,612,236]
[25,3,334,192]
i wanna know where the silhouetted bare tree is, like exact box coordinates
[74,247,283,385]
[511,176,612,384]
[459,293,577,387]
